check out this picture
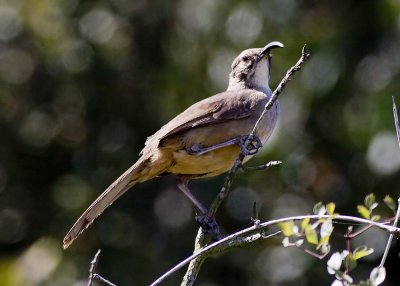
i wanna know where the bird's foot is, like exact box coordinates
[195,214,222,241]
[187,143,206,155]
[239,134,262,156]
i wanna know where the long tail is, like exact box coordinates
[63,156,157,249]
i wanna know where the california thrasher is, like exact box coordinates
[63,41,284,249]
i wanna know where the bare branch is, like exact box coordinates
[93,274,117,286]
[151,214,400,286]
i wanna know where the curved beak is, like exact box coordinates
[258,41,284,59]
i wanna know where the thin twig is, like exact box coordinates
[379,97,400,267]
[150,214,400,286]
[93,274,117,286]
[379,198,400,267]
[250,45,310,136]
[303,248,330,260]
[344,226,352,273]
[88,249,101,286]
[392,96,400,150]
[244,160,282,171]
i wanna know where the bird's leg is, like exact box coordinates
[176,176,208,215]
[176,177,221,239]
[187,134,263,156]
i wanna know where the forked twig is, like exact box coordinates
[88,249,101,286]
[87,249,117,286]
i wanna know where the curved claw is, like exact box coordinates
[240,134,263,156]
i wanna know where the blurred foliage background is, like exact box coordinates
[1,0,400,285]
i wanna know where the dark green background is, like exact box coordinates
[1,0,400,285]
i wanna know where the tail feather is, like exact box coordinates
[63,157,151,249]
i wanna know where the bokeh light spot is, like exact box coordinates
[16,238,62,285]
[225,3,263,45]
[178,0,219,33]
[207,47,235,90]
[19,110,57,148]
[56,114,87,148]
[257,247,311,282]
[0,6,21,41]
[60,39,92,73]
[154,188,192,228]
[367,131,400,176]
[270,193,312,219]
[0,49,35,84]
[79,9,118,44]
[52,174,92,211]
[0,208,26,244]
[302,50,341,94]
[262,0,296,24]
[226,187,259,221]
[99,120,130,153]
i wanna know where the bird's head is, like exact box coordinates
[228,41,284,93]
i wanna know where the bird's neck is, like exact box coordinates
[227,77,271,95]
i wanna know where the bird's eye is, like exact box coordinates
[242,56,249,62]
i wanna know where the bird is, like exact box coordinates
[63,41,284,249]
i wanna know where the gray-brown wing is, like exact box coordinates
[155,89,264,144]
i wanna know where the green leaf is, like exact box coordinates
[301,217,310,231]
[348,255,358,271]
[384,195,397,214]
[326,202,336,215]
[371,214,381,221]
[364,193,376,209]
[357,205,371,219]
[313,202,326,215]
[353,246,374,260]
[279,220,295,237]
[359,281,373,286]
[319,235,330,245]
[305,224,318,245]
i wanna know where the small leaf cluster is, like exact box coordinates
[357,193,397,220]
[277,194,397,286]
[279,202,336,256]
[327,247,379,286]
